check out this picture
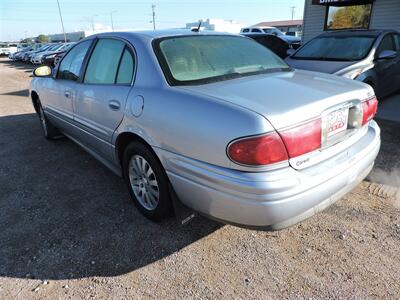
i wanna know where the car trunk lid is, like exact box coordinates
[179,70,375,170]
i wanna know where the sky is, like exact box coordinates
[0,0,305,41]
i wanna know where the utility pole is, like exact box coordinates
[151,4,156,30]
[56,0,67,42]
[91,15,97,34]
[290,6,296,20]
[110,11,117,31]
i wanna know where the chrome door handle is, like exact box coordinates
[64,91,71,98]
[108,100,121,111]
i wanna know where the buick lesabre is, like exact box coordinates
[30,30,380,229]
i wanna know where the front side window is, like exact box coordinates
[393,34,400,51]
[155,35,290,85]
[325,4,372,30]
[84,39,125,84]
[377,35,395,54]
[292,35,376,61]
[58,40,92,81]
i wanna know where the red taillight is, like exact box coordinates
[227,132,288,166]
[279,119,322,158]
[362,97,378,125]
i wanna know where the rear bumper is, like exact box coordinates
[160,120,380,229]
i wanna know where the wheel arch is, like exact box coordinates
[31,90,40,114]
[115,131,158,168]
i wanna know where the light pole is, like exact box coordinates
[151,4,156,30]
[56,0,67,42]
[91,14,98,34]
[290,6,296,20]
[110,10,117,31]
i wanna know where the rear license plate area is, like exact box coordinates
[326,107,349,138]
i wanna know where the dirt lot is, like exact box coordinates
[0,57,400,299]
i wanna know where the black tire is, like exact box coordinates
[37,102,61,140]
[122,141,172,221]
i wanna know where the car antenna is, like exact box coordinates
[191,21,202,32]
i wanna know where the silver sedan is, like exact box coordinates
[30,30,380,230]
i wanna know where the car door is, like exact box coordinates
[40,40,93,132]
[392,33,400,92]
[73,38,135,162]
[374,34,399,97]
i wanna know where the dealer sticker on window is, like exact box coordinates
[326,107,349,137]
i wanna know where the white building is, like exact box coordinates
[185,18,246,34]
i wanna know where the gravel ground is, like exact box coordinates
[0,57,399,299]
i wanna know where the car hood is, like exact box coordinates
[285,57,357,74]
[179,70,372,130]
[281,35,301,43]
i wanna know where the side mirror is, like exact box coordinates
[33,65,52,77]
[287,48,296,56]
[378,50,397,60]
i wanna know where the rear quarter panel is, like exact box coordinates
[115,87,275,170]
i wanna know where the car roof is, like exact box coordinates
[94,29,237,41]
[318,29,397,38]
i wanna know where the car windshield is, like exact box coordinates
[155,35,290,85]
[293,35,376,61]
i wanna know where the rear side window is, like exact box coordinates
[242,29,249,33]
[58,40,92,81]
[84,39,125,84]
[251,29,262,33]
[116,49,135,84]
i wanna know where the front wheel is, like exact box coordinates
[123,141,172,221]
[38,102,61,140]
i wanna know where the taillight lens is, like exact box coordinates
[279,119,322,158]
[362,97,378,125]
[227,132,288,166]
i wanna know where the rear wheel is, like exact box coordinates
[37,102,61,140]
[123,141,172,221]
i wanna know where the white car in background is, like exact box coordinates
[241,26,301,48]
[0,43,18,56]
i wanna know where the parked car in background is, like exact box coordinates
[42,43,75,66]
[285,29,400,99]
[241,26,301,49]
[241,33,290,59]
[12,44,39,61]
[23,43,53,62]
[0,43,18,56]
[30,30,380,230]
[31,43,71,64]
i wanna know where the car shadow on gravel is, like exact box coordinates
[0,113,221,281]
[1,89,30,97]
[0,59,35,71]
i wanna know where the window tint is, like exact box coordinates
[84,39,125,84]
[251,28,262,33]
[116,49,134,84]
[58,40,92,81]
[378,35,395,54]
[242,29,249,33]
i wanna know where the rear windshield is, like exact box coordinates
[154,35,290,85]
[292,36,376,61]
